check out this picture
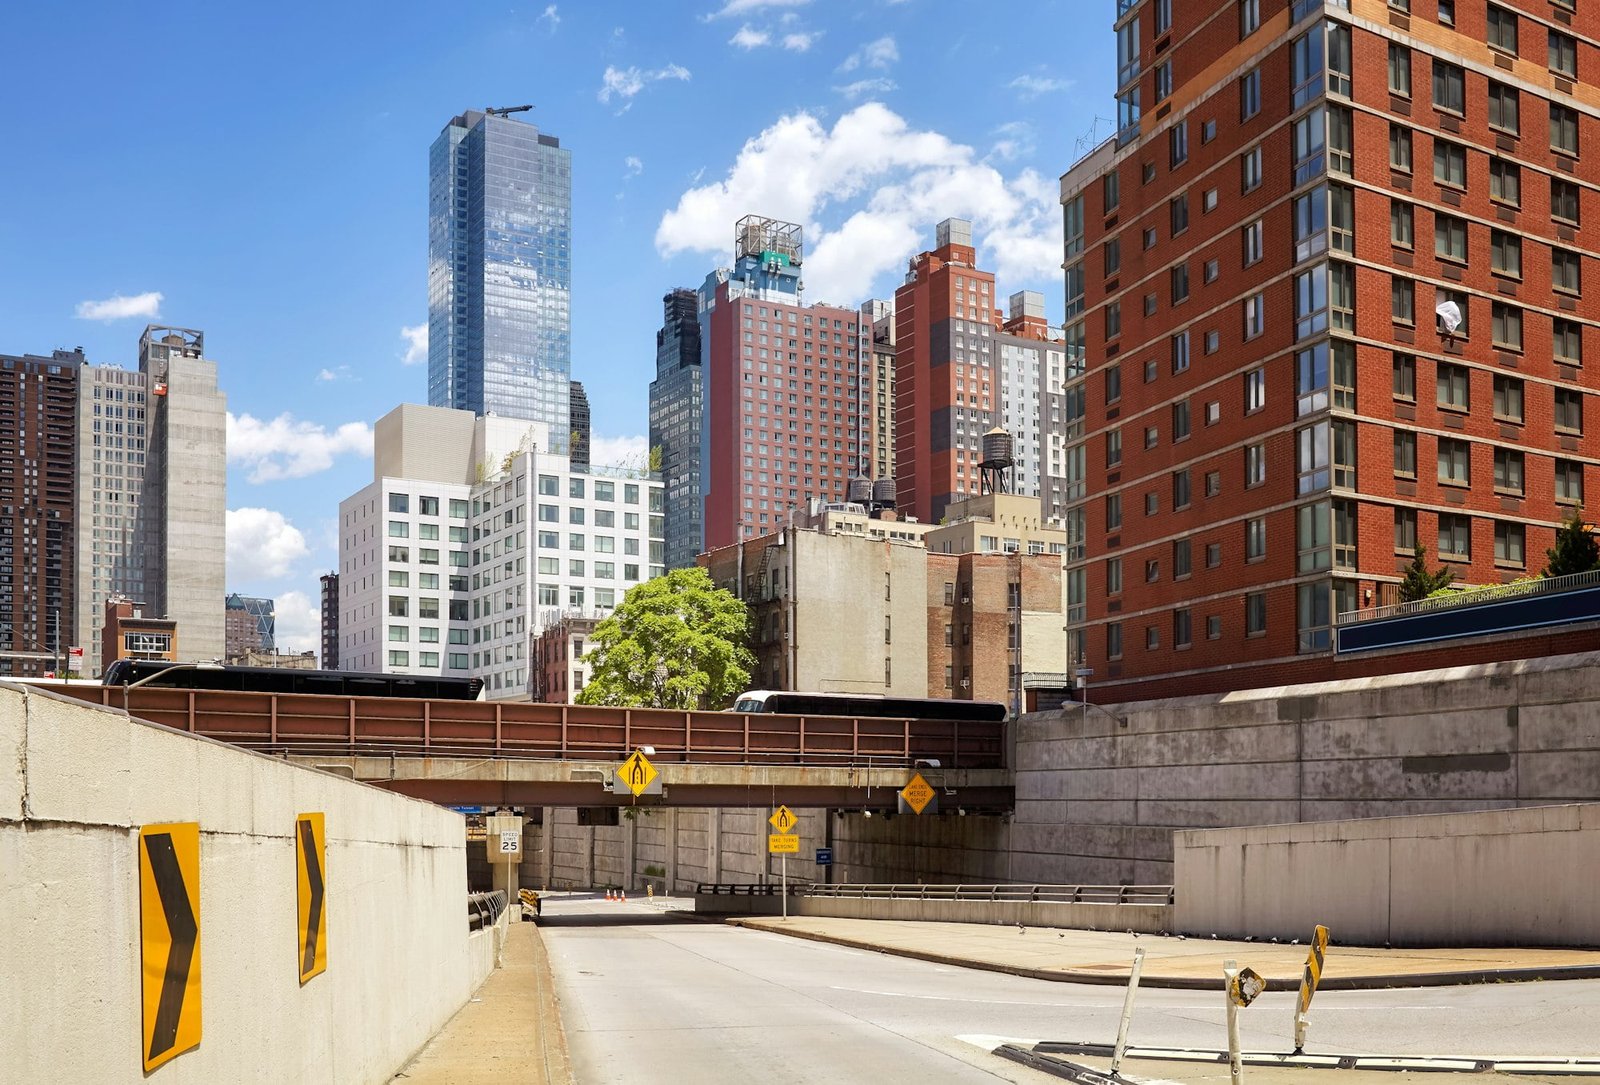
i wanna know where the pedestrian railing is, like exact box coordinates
[467,890,508,930]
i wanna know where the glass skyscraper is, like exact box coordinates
[428,109,572,444]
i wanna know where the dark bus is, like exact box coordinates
[101,659,486,700]
[730,689,1008,721]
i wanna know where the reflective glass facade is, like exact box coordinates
[428,111,572,444]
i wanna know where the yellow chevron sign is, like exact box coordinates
[139,822,202,1072]
[297,813,328,984]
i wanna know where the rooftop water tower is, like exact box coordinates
[978,427,1015,496]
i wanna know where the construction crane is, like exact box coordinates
[485,104,534,118]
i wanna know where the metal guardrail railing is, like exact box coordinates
[804,883,1175,905]
[1336,568,1600,625]
[468,890,507,931]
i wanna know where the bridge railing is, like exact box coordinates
[467,890,507,931]
[802,883,1176,905]
[43,686,1006,768]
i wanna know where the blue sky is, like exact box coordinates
[0,0,1112,650]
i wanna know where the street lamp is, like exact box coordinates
[116,661,225,716]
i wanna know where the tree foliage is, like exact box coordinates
[575,567,755,710]
[1398,544,1455,602]
[1543,506,1600,579]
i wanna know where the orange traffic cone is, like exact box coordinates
[620,890,627,903]
[605,888,613,902]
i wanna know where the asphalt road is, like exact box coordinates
[539,898,1600,1084]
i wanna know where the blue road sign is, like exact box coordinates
[815,847,833,865]
[450,806,483,814]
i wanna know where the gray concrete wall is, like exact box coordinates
[1,684,495,1085]
[694,894,1172,932]
[1174,803,1600,946]
[1013,651,1600,886]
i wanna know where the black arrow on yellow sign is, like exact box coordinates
[299,817,326,980]
[144,831,198,1065]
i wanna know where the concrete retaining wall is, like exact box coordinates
[1,686,486,1084]
[1013,651,1600,886]
[1174,802,1600,945]
[693,893,1172,932]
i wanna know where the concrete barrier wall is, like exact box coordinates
[1,686,484,1084]
[1012,651,1600,886]
[692,893,1172,931]
[1174,802,1600,945]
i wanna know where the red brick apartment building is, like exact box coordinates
[1060,0,1599,699]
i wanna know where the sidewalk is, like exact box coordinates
[725,915,1600,989]
[392,920,572,1085]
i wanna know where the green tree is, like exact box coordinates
[1542,506,1600,578]
[1398,544,1455,602]
[576,567,755,709]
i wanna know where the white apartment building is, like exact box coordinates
[339,404,664,700]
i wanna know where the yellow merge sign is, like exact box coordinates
[139,821,201,1072]
[768,805,797,834]
[618,749,659,797]
[900,773,936,815]
[297,812,328,984]
[768,833,801,854]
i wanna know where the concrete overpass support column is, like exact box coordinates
[624,810,638,892]
[667,807,680,894]
[709,807,722,884]
[584,822,595,889]
[540,806,555,890]
[487,813,523,899]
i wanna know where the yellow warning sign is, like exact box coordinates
[768,833,801,854]
[768,805,797,834]
[296,812,328,984]
[139,821,201,1072]
[900,773,936,815]
[618,749,659,797]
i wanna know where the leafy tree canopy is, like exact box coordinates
[1543,506,1600,579]
[1398,544,1455,602]
[575,567,755,710]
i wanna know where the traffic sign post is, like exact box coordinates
[1293,924,1331,1053]
[769,807,800,920]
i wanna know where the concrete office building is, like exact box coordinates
[649,288,704,568]
[860,299,898,483]
[0,348,82,677]
[700,216,867,550]
[224,593,276,659]
[1060,0,1599,700]
[893,219,1071,526]
[338,404,663,699]
[428,109,573,442]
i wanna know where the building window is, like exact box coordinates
[1434,214,1467,263]
[1106,557,1122,595]
[1171,263,1190,304]
[1490,158,1521,206]
[1549,30,1577,79]
[1551,103,1580,157]
[1295,265,1329,340]
[1392,278,1415,325]
[1104,239,1121,277]
[1145,559,1160,584]
[1103,170,1120,213]
[1297,582,1332,653]
[1556,460,1585,505]
[1106,493,1122,531]
[1245,443,1267,488]
[1241,0,1259,36]
[1488,82,1519,135]
[1494,448,1525,495]
[1438,513,1472,560]
[1391,200,1413,249]
[1145,626,1160,651]
[1107,622,1123,660]
[1243,294,1265,341]
[1438,0,1454,24]
[1437,437,1471,486]
[1207,614,1222,640]
[1553,249,1582,295]
[1242,146,1263,192]
[1174,539,1192,579]
[389,651,410,667]
[1172,398,1191,438]
[1393,352,1416,401]
[1491,230,1522,279]
[1554,319,1584,366]
[1433,140,1467,189]
[1388,42,1411,97]
[1205,329,1220,354]
[1494,375,1524,423]
[1170,121,1188,167]
[1174,609,1192,648]
[1106,363,1122,403]
[1106,301,1121,339]
[1491,303,1523,352]
[1173,469,1191,508]
[1291,27,1325,109]
[1204,258,1219,283]
[1431,60,1465,115]
[1394,430,1417,478]
[1437,289,1468,338]
[1553,178,1581,225]
[1107,428,1122,467]
[1243,219,1263,266]
[1395,507,1417,552]
[1207,542,1222,568]
[1292,109,1326,184]
[1246,517,1267,561]
[1245,592,1267,636]
[1495,522,1526,567]
[1389,124,1412,173]
[1487,4,1518,54]
[1145,492,1159,516]
[1241,68,1261,121]
[1555,387,1584,434]
[1437,362,1470,411]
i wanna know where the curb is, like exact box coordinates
[724,920,1600,991]
[1002,1042,1600,1078]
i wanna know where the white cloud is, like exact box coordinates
[730,25,770,48]
[598,64,692,109]
[782,31,819,51]
[840,35,897,72]
[656,103,1062,307]
[226,507,310,580]
[400,323,428,365]
[539,4,559,30]
[988,120,1037,163]
[227,412,374,483]
[75,291,163,321]
[316,368,338,382]
[1009,74,1073,99]
[270,590,322,660]
[835,77,896,99]
[707,0,809,17]
[624,155,644,177]
[590,434,649,470]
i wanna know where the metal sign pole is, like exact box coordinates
[781,853,788,920]
[1223,959,1243,1085]
[1110,945,1146,1074]
[1293,924,1330,1054]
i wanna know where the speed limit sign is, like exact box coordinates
[498,830,521,856]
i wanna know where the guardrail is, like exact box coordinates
[804,883,1175,905]
[468,890,507,931]
[696,882,811,896]
[40,685,1004,769]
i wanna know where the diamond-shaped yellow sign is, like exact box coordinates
[768,805,797,834]
[900,773,936,815]
[618,750,658,797]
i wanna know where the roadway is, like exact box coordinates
[538,897,1600,1083]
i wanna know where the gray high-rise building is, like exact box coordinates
[428,108,573,444]
[568,380,590,469]
[648,289,703,569]
[75,326,226,675]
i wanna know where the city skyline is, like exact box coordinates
[0,1,1091,652]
